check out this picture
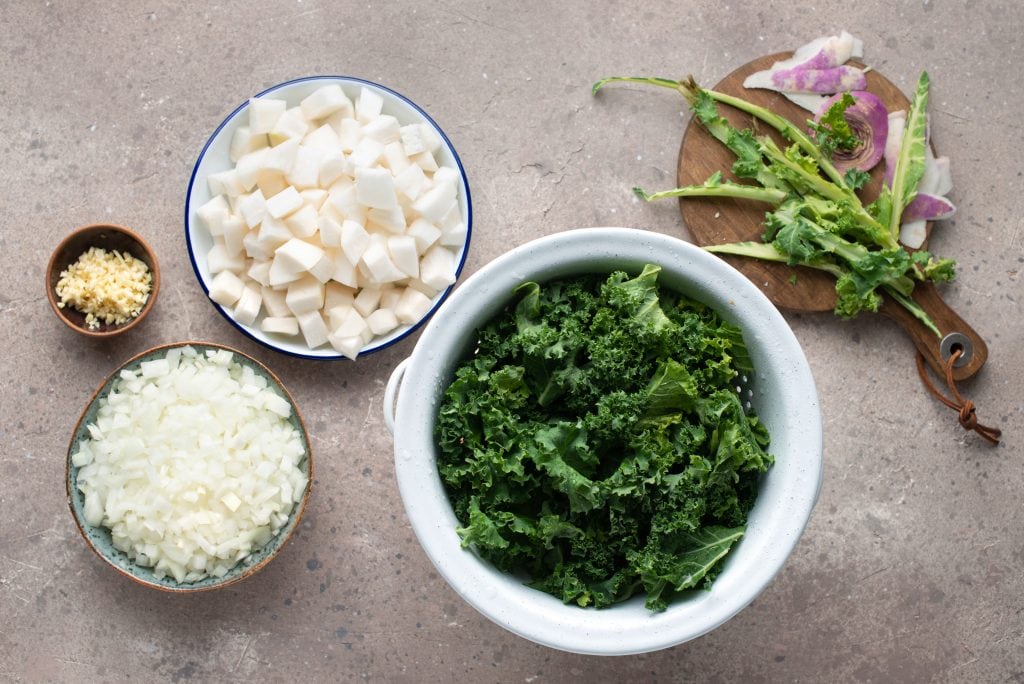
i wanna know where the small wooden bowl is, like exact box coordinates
[46,223,161,337]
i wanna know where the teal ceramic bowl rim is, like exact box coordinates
[66,341,314,592]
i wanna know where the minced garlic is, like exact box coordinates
[56,247,152,329]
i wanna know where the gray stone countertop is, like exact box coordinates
[1,2,1021,681]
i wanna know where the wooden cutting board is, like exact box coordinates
[677,54,987,381]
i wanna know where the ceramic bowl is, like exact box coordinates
[384,227,823,654]
[46,223,160,337]
[67,341,313,591]
[185,75,472,360]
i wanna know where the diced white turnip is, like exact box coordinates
[419,123,443,154]
[406,218,442,253]
[332,307,368,338]
[318,150,348,187]
[268,252,304,287]
[261,316,299,336]
[340,220,370,264]
[234,148,268,191]
[301,85,352,120]
[367,205,406,234]
[295,309,330,348]
[268,107,311,145]
[324,282,355,310]
[362,115,401,144]
[326,303,353,330]
[383,141,411,175]
[242,229,274,261]
[366,308,399,336]
[433,166,460,192]
[247,259,271,287]
[360,242,406,283]
[257,215,293,250]
[393,164,427,202]
[300,188,328,211]
[333,116,361,152]
[285,276,326,315]
[399,124,425,156]
[261,286,291,317]
[394,287,433,324]
[388,236,419,279]
[221,216,248,256]
[348,137,385,169]
[330,252,358,288]
[355,166,397,210]
[262,137,301,174]
[208,169,246,197]
[318,216,342,247]
[411,150,438,172]
[248,98,287,135]
[197,195,231,236]
[255,170,289,197]
[353,287,382,318]
[308,251,336,284]
[439,221,467,248]
[266,186,304,219]
[380,287,401,311]
[328,332,362,360]
[413,184,457,223]
[230,125,269,162]
[233,285,263,326]
[209,270,246,307]
[419,244,457,291]
[285,204,318,238]
[275,237,325,273]
[237,190,268,228]
[286,145,325,189]
[405,277,437,298]
[207,240,246,275]
[355,87,384,123]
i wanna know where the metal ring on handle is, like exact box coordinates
[383,358,410,436]
[940,332,972,368]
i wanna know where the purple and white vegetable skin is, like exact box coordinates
[814,91,888,172]
[744,31,867,112]
[883,107,956,248]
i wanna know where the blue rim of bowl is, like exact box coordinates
[66,341,314,591]
[184,75,473,360]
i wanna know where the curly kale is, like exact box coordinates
[435,265,772,612]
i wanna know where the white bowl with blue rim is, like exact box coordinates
[185,76,472,360]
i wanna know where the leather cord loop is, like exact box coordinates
[916,349,1001,445]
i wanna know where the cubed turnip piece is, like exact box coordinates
[440,221,468,248]
[265,186,303,219]
[394,287,433,324]
[327,304,354,330]
[367,205,406,234]
[388,235,419,278]
[308,252,335,284]
[286,275,326,316]
[420,123,443,154]
[318,150,348,187]
[355,166,397,210]
[256,170,288,197]
[208,169,246,197]
[332,307,368,338]
[383,141,411,176]
[353,287,382,318]
[393,163,427,201]
[348,137,385,169]
[318,216,343,247]
[208,240,246,275]
[380,286,402,310]
[285,145,325,189]
[362,114,400,144]
[247,259,272,286]
[420,244,457,291]
[301,84,352,120]
[413,184,457,223]
[296,310,330,348]
[222,216,247,256]
[230,125,269,163]
[243,229,274,261]
[237,190,268,228]
[325,282,356,310]
[233,285,263,326]
[322,104,357,132]
[356,87,384,123]
[285,204,318,238]
[366,308,399,336]
[405,277,438,298]
[340,220,370,264]
[261,286,290,317]
[328,333,362,360]
[261,316,299,336]
[412,151,439,173]
[399,124,426,156]
[269,107,310,145]
[333,116,361,152]
[327,183,359,217]
[275,237,325,272]
[249,98,287,135]
[300,188,328,211]
[433,166,460,192]
[406,218,442,253]
[330,252,358,288]
[197,195,231,235]
[360,242,406,283]
[257,215,292,250]
[209,270,246,307]
[268,252,304,287]
[234,148,268,191]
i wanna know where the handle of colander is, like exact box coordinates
[383,357,410,436]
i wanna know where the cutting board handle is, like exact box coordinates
[880,282,987,381]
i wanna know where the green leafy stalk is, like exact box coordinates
[886,72,931,239]
[634,172,788,205]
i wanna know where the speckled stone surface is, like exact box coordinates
[2,2,1022,682]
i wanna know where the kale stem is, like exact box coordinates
[592,76,682,95]
[635,185,788,204]
[884,285,941,337]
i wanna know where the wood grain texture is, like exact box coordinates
[677,54,987,380]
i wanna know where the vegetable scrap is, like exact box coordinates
[435,265,772,612]
[56,246,152,329]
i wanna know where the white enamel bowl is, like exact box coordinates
[384,227,822,655]
[185,76,472,359]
